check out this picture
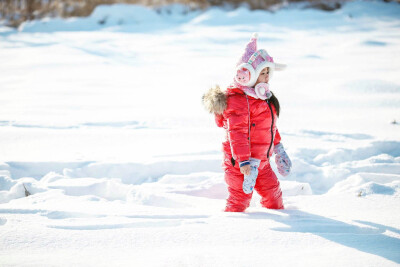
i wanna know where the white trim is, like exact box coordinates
[255,61,274,76]
[246,61,273,87]
[235,55,287,87]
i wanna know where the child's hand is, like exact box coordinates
[242,158,261,194]
[240,165,251,176]
[274,143,292,176]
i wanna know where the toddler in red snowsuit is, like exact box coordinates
[203,33,292,212]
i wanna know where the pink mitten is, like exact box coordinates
[236,68,251,84]
[274,143,292,176]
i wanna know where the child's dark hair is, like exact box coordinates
[270,92,280,117]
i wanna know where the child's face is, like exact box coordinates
[255,67,270,86]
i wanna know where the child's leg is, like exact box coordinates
[224,166,253,212]
[254,163,284,209]
[225,186,253,212]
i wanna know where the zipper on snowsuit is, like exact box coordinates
[231,96,275,166]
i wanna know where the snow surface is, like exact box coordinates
[0,0,400,266]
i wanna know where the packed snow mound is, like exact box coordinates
[284,140,400,193]
[313,141,400,165]
[1,137,399,204]
[328,173,400,196]
[17,4,199,32]
[90,4,163,25]
[1,0,400,265]
[0,163,316,205]
[280,181,312,196]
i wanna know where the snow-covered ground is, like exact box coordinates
[0,0,399,266]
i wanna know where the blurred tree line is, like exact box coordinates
[2,0,393,27]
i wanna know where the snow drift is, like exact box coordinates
[0,0,399,266]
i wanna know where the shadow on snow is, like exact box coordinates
[245,210,400,264]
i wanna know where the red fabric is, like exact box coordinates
[216,86,284,212]
[216,87,281,165]
[215,114,224,128]
[224,161,284,212]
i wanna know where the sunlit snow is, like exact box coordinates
[0,1,399,266]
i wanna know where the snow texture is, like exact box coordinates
[0,0,399,266]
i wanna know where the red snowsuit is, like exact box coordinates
[215,86,284,212]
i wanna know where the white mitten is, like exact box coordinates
[274,143,292,176]
[242,158,261,194]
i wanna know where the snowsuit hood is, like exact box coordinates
[202,85,245,115]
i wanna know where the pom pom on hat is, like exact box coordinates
[235,33,287,87]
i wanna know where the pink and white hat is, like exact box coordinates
[235,33,287,87]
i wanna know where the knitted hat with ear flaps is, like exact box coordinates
[235,33,286,87]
